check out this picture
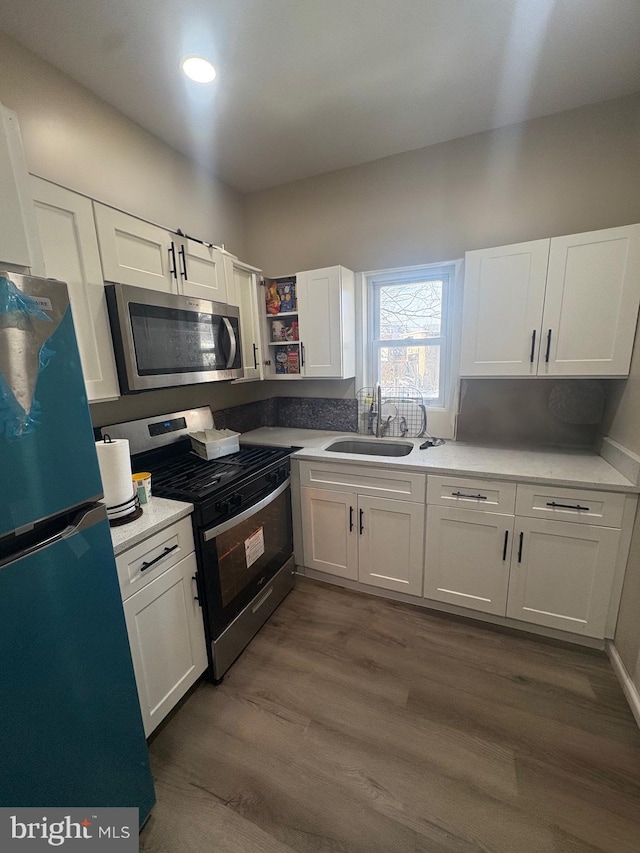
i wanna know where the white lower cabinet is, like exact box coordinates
[301,485,425,596]
[506,517,619,637]
[116,516,208,736]
[299,461,633,642]
[301,488,358,580]
[425,507,513,616]
[425,478,629,639]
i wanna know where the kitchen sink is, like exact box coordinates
[325,439,414,457]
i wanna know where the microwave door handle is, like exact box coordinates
[222,317,237,369]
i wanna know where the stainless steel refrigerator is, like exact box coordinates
[0,272,155,824]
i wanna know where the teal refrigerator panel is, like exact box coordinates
[0,274,103,537]
[0,509,155,824]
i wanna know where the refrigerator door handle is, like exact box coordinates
[0,504,107,570]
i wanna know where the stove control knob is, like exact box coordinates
[215,500,231,515]
[230,494,243,508]
[267,471,279,485]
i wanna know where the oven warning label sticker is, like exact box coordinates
[245,527,265,568]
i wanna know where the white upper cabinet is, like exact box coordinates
[176,238,227,302]
[297,266,355,378]
[460,240,549,376]
[224,255,263,382]
[539,225,640,377]
[31,178,119,402]
[261,265,355,380]
[460,224,640,378]
[93,203,228,302]
[0,105,44,274]
[94,203,176,292]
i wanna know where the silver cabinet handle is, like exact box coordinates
[222,317,237,368]
[252,587,273,614]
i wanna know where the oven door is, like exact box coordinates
[199,479,293,636]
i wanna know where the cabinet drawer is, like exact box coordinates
[515,484,625,528]
[116,515,195,600]
[427,476,516,514]
[298,461,426,502]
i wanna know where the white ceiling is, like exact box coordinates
[2,0,640,192]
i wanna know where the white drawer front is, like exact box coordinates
[298,461,426,502]
[427,476,516,514]
[116,515,195,600]
[515,484,625,528]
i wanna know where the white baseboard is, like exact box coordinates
[606,641,640,730]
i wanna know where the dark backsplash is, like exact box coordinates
[213,396,358,434]
[212,398,278,433]
[276,397,358,431]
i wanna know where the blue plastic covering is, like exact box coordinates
[0,275,54,439]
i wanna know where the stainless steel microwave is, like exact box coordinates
[105,283,243,393]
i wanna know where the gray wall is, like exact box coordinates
[0,31,245,258]
[601,267,640,696]
[245,93,640,276]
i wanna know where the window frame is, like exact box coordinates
[369,269,450,407]
[357,260,463,440]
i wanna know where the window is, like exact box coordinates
[367,264,454,407]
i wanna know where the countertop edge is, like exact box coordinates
[241,428,639,495]
[110,498,194,556]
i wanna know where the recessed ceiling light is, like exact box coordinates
[181,56,217,84]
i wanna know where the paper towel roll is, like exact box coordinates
[95,438,135,514]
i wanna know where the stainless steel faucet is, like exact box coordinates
[374,382,382,437]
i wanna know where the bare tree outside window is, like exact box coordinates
[370,274,449,405]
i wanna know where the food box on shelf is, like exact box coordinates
[188,428,240,460]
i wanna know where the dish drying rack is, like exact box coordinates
[356,386,428,438]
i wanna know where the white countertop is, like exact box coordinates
[109,496,194,556]
[241,428,638,493]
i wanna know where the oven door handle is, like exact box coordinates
[222,317,237,369]
[203,477,291,542]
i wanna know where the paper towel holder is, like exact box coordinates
[100,434,144,527]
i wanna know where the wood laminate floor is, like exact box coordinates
[140,577,640,853]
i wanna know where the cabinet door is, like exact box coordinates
[424,507,513,616]
[0,106,44,272]
[123,552,208,736]
[540,225,640,376]
[32,178,120,402]
[93,203,176,292]
[358,496,424,596]
[177,239,227,302]
[301,487,358,580]
[506,517,620,638]
[460,240,549,376]
[297,266,344,378]
[224,256,263,381]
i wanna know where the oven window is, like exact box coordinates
[215,488,292,609]
[129,303,240,374]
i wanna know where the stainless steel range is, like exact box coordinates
[101,407,294,681]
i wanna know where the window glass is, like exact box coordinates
[369,269,450,406]
[377,281,442,340]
